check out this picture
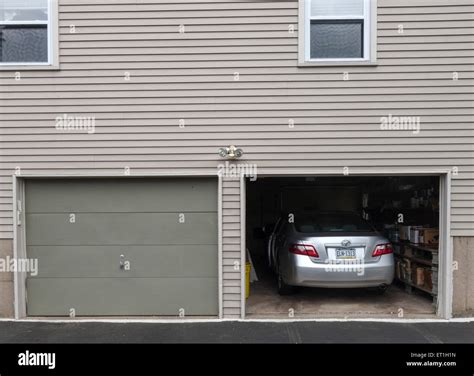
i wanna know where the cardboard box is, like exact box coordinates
[399,226,411,241]
[410,227,423,244]
[396,261,401,280]
[401,260,411,282]
[421,228,439,245]
[416,267,425,286]
[424,269,433,290]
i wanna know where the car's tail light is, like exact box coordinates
[289,244,319,258]
[372,243,393,257]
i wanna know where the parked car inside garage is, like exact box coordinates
[267,211,394,295]
[245,176,441,319]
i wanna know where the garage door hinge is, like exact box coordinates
[16,200,22,226]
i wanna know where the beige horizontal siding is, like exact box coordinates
[3,74,473,84]
[222,178,242,318]
[0,0,473,242]
[2,93,473,105]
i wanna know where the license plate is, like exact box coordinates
[336,248,356,259]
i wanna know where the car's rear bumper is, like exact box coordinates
[282,254,395,288]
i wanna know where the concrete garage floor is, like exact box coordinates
[246,272,435,319]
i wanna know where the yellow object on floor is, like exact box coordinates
[245,262,251,299]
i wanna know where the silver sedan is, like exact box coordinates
[267,212,395,295]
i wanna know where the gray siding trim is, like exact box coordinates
[222,177,241,318]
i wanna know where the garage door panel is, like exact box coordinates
[26,212,217,246]
[26,277,218,316]
[27,245,218,278]
[25,178,217,213]
[24,178,218,316]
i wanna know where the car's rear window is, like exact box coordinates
[294,213,375,233]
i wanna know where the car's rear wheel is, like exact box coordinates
[369,284,389,295]
[377,284,389,295]
[277,272,294,295]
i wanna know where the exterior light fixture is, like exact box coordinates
[218,145,243,159]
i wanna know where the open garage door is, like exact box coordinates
[24,178,218,316]
[245,176,441,319]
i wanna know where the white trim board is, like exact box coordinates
[241,171,453,320]
[299,0,378,66]
[12,172,223,319]
[240,175,247,319]
[0,0,59,70]
[218,174,224,319]
[438,173,453,319]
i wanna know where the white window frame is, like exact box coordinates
[0,0,59,70]
[299,0,377,66]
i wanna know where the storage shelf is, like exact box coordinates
[393,241,438,253]
[394,253,432,266]
[396,277,434,295]
[394,241,437,299]
[377,207,438,211]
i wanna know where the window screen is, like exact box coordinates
[310,21,363,59]
[307,0,367,61]
[295,213,375,233]
[0,25,48,62]
[0,0,49,64]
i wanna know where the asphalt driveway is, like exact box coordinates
[0,320,473,343]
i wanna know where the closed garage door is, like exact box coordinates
[25,178,218,316]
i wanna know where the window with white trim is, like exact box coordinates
[302,0,376,64]
[0,0,56,66]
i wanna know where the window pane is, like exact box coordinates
[0,25,48,63]
[295,213,374,233]
[311,0,364,17]
[0,0,48,22]
[310,21,363,59]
